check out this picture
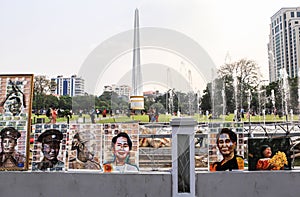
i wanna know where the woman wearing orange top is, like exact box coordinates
[51,107,57,124]
[210,128,244,171]
[256,145,276,170]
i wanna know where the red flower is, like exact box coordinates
[103,164,112,172]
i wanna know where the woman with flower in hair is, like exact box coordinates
[256,145,287,170]
[256,145,274,170]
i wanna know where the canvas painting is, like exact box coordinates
[0,74,34,170]
[208,122,244,171]
[103,123,139,173]
[68,124,102,171]
[248,137,291,171]
[31,124,68,171]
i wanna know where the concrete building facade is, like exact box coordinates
[103,84,131,98]
[51,75,85,97]
[268,7,300,82]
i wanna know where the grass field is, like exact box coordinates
[31,113,300,124]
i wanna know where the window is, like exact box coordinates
[291,12,294,17]
[297,12,300,17]
[275,25,279,33]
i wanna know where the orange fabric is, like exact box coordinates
[236,157,244,169]
[51,109,57,123]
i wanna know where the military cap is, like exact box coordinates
[37,129,63,143]
[0,127,21,140]
[73,132,91,143]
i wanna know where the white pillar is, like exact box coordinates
[170,118,196,197]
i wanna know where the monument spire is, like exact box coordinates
[132,8,142,96]
[130,8,144,110]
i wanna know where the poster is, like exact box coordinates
[103,123,139,173]
[68,124,102,171]
[0,74,34,170]
[208,122,244,171]
[31,124,68,171]
[248,137,291,171]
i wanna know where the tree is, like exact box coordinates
[265,81,280,113]
[33,75,57,96]
[33,75,57,114]
[288,77,298,113]
[72,95,95,113]
[218,59,261,113]
[223,75,235,113]
[200,85,211,113]
[44,95,59,108]
[59,95,72,110]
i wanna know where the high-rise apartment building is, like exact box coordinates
[51,75,85,96]
[268,7,300,82]
[103,84,131,98]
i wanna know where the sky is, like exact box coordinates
[0,0,299,94]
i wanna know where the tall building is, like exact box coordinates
[268,7,300,82]
[103,84,131,98]
[51,75,85,96]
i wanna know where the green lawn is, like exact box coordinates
[31,113,299,124]
[31,114,85,124]
[193,113,298,123]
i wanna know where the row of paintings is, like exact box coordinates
[30,123,139,172]
[208,125,291,171]
[0,74,293,172]
[0,74,140,172]
[0,121,292,172]
[0,122,140,172]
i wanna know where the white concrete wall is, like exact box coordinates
[196,170,300,197]
[1,171,300,197]
[0,172,171,197]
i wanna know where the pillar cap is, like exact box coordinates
[170,117,197,127]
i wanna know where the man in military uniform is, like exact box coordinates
[0,127,26,168]
[69,133,101,170]
[32,129,64,171]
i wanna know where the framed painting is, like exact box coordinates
[208,123,244,172]
[0,74,34,170]
[68,124,102,171]
[103,123,139,173]
[31,124,68,171]
[248,137,291,171]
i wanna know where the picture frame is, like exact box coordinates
[103,123,139,173]
[248,137,291,171]
[208,123,244,172]
[0,74,34,170]
[68,124,102,171]
[31,124,68,172]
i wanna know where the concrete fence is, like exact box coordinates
[1,171,300,197]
